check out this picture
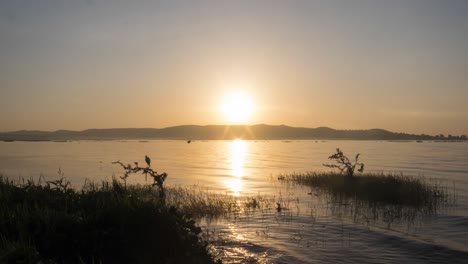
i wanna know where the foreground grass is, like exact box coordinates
[279,172,453,214]
[0,176,217,264]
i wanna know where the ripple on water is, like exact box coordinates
[204,208,468,264]
[1,140,468,263]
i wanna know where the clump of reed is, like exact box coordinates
[278,148,455,225]
[279,172,454,225]
[0,175,217,264]
[281,172,451,209]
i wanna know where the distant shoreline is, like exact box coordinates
[2,139,467,143]
[1,125,466,141]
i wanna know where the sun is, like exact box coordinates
[221,91,254,124]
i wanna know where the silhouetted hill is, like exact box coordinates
[0,125,465,141]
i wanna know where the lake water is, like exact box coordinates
[1,140,468,263]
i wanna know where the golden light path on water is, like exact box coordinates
[225,139,247,196]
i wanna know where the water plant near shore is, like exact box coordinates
[164,186,275,220]
[276,148,455,225]
[279,171,454,225]
[281,172,451,208]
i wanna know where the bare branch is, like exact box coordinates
[112,156,168,199]
[323,149,365,177]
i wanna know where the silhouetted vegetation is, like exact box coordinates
[164,187,274,220]
[0,176,216,264]
[112,155,167,198]
[110,156,277,220]
[281,172,450,208]
[323,148,364,177]
[279,171,454,225]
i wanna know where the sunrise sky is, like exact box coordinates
[1,0,467,135]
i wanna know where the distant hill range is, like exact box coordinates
[0,125,466,141]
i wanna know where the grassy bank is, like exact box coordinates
[0,176,217,264]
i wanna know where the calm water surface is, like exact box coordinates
[1,140,467,263]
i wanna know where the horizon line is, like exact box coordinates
[1,124,465,137]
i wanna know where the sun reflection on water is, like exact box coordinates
[225,139,247,196]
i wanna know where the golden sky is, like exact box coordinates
[1,0,467,135]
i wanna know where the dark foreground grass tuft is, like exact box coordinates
[0,176,217,264]
[280,172,453,211]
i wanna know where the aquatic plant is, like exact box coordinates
[279,171,454,225]
[281,172,451,208]
[164,186,274,220]
[323,148,364,177]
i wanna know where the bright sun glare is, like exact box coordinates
[221,92,254,124]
